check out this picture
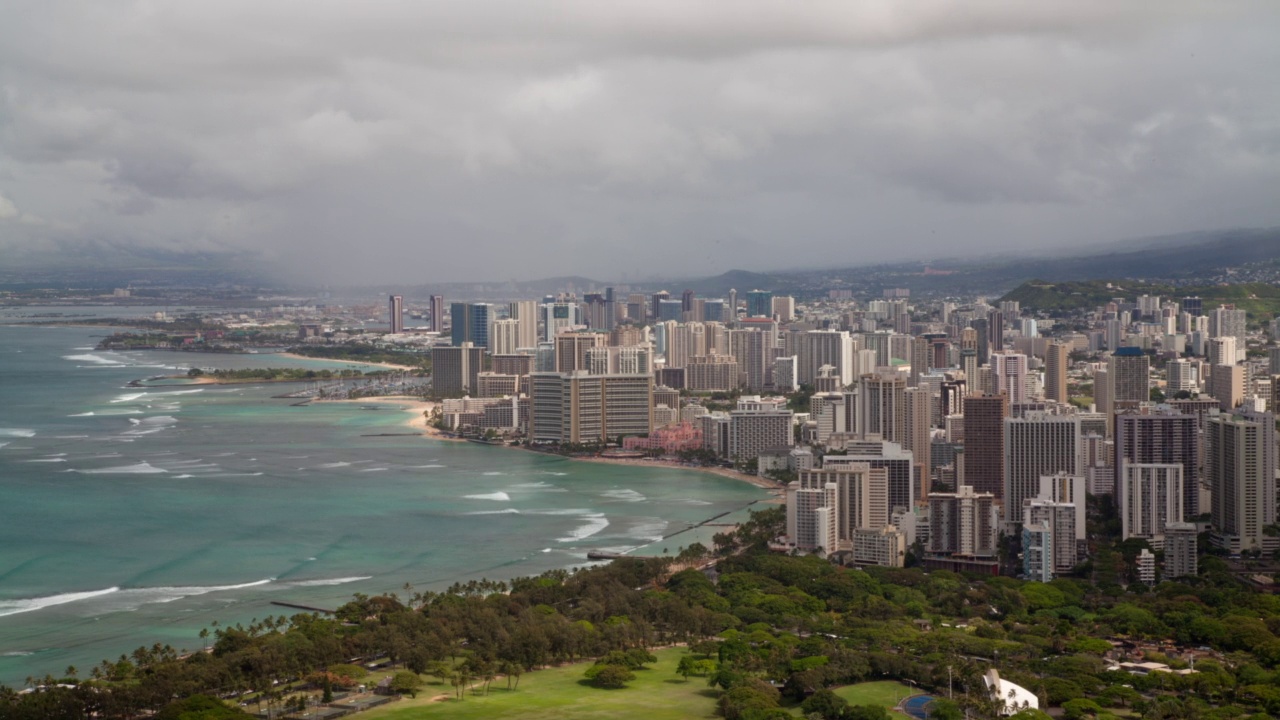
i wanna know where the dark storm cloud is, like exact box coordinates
[0,1,1277,283]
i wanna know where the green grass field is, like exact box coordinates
[360,647,720,720]
[358,649,917,720]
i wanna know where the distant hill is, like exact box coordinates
[1001,279,1280,321]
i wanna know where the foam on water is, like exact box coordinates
[0,587,122,618]
[464,508,522,515]
[63,354,124,366]
[285,576,373,588]
[627,519,669,542]
[0,429,35,438]
[25,458,67,463]
[464,492,511,501]
[601,489,646,502]
[316,461,351,469]
[557,514,609,542]
[74,462,168,475]
[482,471,506,476]
[359,467,388,473]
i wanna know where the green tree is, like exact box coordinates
[799,688,847,719]
[390,671,422,698]
[585,664,635,689]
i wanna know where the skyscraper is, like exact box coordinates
[509,300,539,350]
[451,303,494,349]
[1115,409,1201,518]
[490,319,521,356]
[429,295,445,333]
[746,289,773,319]
[991,351,1029,404]
[1003,413,1080,526]
[1208,411,1278,553]
[1109,347,1150,407]
[555,332,602,373]
[432,343,486,397]
[529,371,654,444]
[963,394,1009,499]
[1120,464,1184,546]
[801,330,855,386]
[1045,343,1069,403]
[858,372,906,444]
[388,295,404,334]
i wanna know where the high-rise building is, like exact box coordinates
[928,484,999,557]
[991,352,1029,404]
[555,332,602,373]
[826,441,916,515]
[857,372,906,442]
[681,289,695,313]
[963,395,1009,499]
[729,329,771,391]
[793,463,891,542]
[542,298,582,342]
[1045,343,1069,403]
[771,296,796,323]
[785,481,838,554]
[429,295,445,333]
[1109,347,1150,407]
[432,343,486,397]
[529,371,653,444]
[1208,363,1245,411]
[746,289,773,319]
[1163,521,1198,579]
[585,345,652,376]
[904,386,933,499]
[1038,473,1087,541]
[1167,359,1197,394]
[1210,304,1247,343]
[801,330,854,386]
[1208,411,1278,553]
[1181,296,1203,317]
[1003,413,1080,526]
[490,319,521,356]
[1120,464,1184,547]
[509,300,539,350]
[388,295,404,334]
[451,303,495,349]
[728,396,794,461]
[686,354,740,392]
[773,355,799,393]
[1022,498,1078,581]
[909,336,930,388]
[1115,409,1201,519]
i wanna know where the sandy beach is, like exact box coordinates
[275,351,419,371]
[314,395,464,441]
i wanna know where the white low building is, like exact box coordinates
[984,669,1039,716]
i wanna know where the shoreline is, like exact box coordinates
[275,351,419,371]
[312,396,465,442]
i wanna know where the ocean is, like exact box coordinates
[0,315,767,685]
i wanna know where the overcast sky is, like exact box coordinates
[1,1,1278,284]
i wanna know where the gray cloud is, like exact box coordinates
[1,1,1277,283]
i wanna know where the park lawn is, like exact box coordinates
[359,646,720,720]
[829,681,916,717]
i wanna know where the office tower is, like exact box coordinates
[1022,499,1078,581]
[542,299,581,341]
[774,355,799,392]
[826,441,916,515]
[927,334,951,371]
[1181,296,1203,317]
[987,309,1004,351]
[1093,368,1112,416]
[583,293,608,329]
[666,322,707,369]
[1104,318,1123,352]
[1038,473,1087,540]
[650,291,670,321]
[1021,318,1038,338]
[746,289,773,318]
[1163,522,1198,579]
[795,464,891,540]
[388,295,404,334]
[801,330,855,386]
[625,294,646,323]
[1210,304,1247,342]
[772,296,796,323]
[490,319,521,356]
[858,372,906,444]
[509,300,539,350]
[490,354,533,377]
[1115,409,1201,519]
[1207,336,1237,367]
[1167,359,1196,394]
[729,329,771,391]
[963,394,1009,499]
[909,336,930,387]
[702,298,726,324]
[1120,464,1184,546]
[1109,347,1150,407]
[431,343,486,397]
[970,318,990,365]
[1045,343,1069,403]
[1003,413,1080,526]
[728,396,794,461]
[991,352,1029,404]
[603,287,618,331]
[451,302,494,349]
[586,345,652,376]
[657,299,683,322]
[686,355,741,392]
[555,332,602,373]
[529,371,653,444]
[728,288,738,320]
[904,386,933,499]
[610,325,644,347]
[785,482,838,553]
[927,485,999,557]
[1208,411,1278,553]
[1208,363,1245,411]
[429,295,445,333]
[681,289,695,313]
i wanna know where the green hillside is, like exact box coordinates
[1001,279,1280,321]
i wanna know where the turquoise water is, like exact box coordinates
[0,322,767,685]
